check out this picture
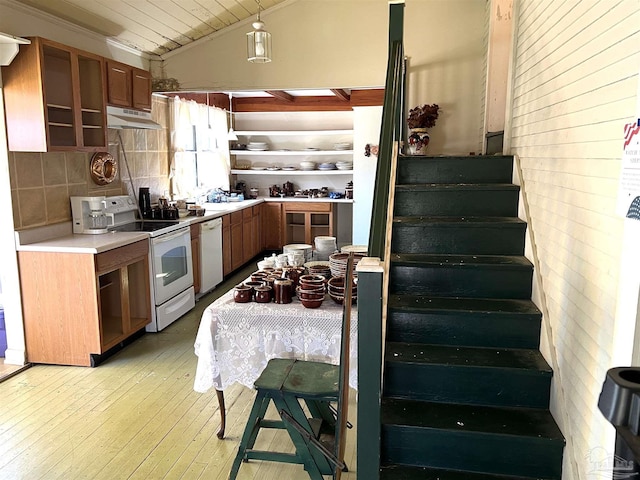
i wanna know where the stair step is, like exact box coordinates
[392,216,527,255]
[397,155,514,184]
[380,464,556,480]
[387,295,542,348]
[390,253,533,299]
[384,342,552,408]
[394,183,519,217]
[381,398,564,479]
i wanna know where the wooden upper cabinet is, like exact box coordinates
[1,37,107,152]
[132,68,152,110]
[106,61,131,107]
[107,60,152,111]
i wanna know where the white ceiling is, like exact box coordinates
[13,0,289,57]
[11,0,357,100]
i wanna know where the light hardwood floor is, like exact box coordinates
[0,263,357,480]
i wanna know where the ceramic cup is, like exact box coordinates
[243,281,265,300]
[233,284,251,303]
[275,254,289,268]
[273,277,293,304]
[254,285,272,303]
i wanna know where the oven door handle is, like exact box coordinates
[153,229,188,244]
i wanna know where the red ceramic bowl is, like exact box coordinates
[299,274,326,286]
[296,284,325,294]
[296,287,325,300]
[301,296,325,308]
[328,292,357,305]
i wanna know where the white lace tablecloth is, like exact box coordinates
[193,285,358,393]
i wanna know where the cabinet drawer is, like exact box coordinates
[284,202,332,212]
[96,240,148,274]
[231,211,243,225]
[243,208,252,221]
[222,214,230,228]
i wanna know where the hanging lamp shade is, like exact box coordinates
[247,17,271,63]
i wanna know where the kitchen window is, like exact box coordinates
[170,97,230,199]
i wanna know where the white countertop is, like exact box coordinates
[262,197,353,203]
[16,231,150,254]
[14,197,352,254]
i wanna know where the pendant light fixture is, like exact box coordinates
[227,93,238,141]
[247,0,272,63]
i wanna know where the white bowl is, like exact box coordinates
[284,244,313,261]
[341,245,368,254]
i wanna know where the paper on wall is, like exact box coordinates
[616,69,640,219]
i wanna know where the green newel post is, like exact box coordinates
[356,257,385,479]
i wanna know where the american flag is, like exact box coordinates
[624,120,640,149]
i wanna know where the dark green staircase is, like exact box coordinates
[379,155,565,479]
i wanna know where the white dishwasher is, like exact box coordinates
[199,217,224,295]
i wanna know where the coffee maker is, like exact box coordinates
[70,196,115,234]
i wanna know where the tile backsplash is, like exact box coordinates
[10,96,171,230]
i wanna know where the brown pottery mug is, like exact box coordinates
[233,284,251,303]
[255,285,272,303]
[273,277,293,304]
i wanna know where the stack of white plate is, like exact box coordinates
[247,142,268,151]
[341,244,368,255]
[314,236,337,260]
[299,161,316,171]
[334,142,352,150]
[283,243,313,262]
[336,161,353,170]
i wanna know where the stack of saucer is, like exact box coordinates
[333,142,352,150]
[341,245,368,255]
[336,160,353,170]
[318,162,336,170]
[314,236,337,261]
[299,161,316,171]
[247,142,268,151]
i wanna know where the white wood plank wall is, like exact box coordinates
[509,0,640,477]
[481,0,490,146]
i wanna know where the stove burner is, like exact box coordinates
[110,220,180,233]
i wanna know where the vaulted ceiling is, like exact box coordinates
[10,0,385,106]
[13,0,289,57]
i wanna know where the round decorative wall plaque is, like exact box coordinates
[90,152,118,185]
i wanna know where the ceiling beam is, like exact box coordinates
[330,89,351,102]
[167,89,385,112]
[266,90,294,102]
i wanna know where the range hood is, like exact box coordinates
[0,33,30,66]
[107,106,162,130]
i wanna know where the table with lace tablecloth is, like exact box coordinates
[193,285,357,438]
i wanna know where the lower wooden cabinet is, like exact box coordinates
[230,211,244,271]
[190,224,201,294]
[262,202,283,250]
[252,206,261,258]
[222,214,232,276]
[18,240,151,367]
[242,207,253,264]
[283,202,334,245]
